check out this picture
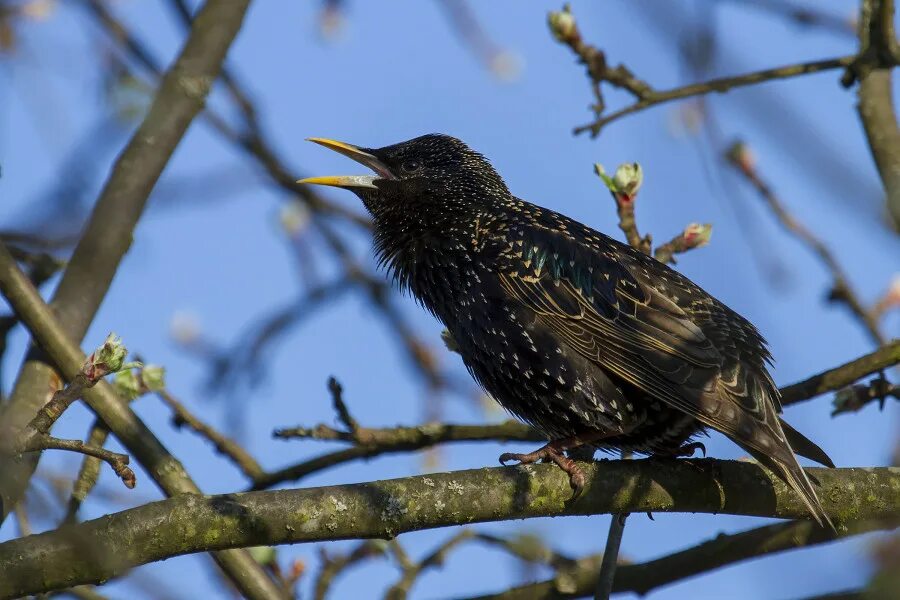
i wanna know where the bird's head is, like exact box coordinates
[298,134,510,218]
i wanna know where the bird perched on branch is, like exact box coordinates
[300,134,835,527]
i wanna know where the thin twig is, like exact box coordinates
[260,343,900,490]
[156,389,265,482]
[551,6,857,136]
[20,435,135,489]
[595,513,627,600]
[574,55,855,136]
[385,531,475,600]
[327,377,359,436]
[595,450,632,600]
[313,541,388,600]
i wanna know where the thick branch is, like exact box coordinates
[0,247,282,599]
[1,461,896,598]
[851,0,900,229]
[0,0,255,522]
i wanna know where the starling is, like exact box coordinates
[300,134,835,526]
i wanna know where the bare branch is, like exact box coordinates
[549,5,857,137]
[780,340,900,405]
[386,531,474,599]
[19,435,135,489]
[0,240,281,599]
[469,518,895,599]
[256,342,900,490]
[156,389,265,482]
[313,541,388,600]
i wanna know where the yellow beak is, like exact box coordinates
[297,137,395,189]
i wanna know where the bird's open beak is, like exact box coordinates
[297,138,395,189]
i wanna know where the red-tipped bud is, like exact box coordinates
[682,223,713,249]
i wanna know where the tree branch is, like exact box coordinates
[0,245,282,599]
[469,517,895,599]
[549,5,857,137]
[256,342,899,491]
[780,340,900,405]
[156,388,265,482]
[847,0,900,229]
[0,0,256,524]
[0,460,895,598]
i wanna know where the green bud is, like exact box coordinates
[141,365,167,392]
[612,163,643,198]
[594,163,614,190]
[114,369,142,400]
[95,333,128,372]
[548,6,577,42]
[595,162,643,202]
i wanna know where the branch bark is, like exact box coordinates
[851,0,900,229]
[0,460,896,598]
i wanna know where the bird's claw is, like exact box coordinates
[678,442,706,458]
[497,447,586,499]
[654,441,707,459]
[498,452,525,466]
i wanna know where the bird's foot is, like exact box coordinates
[499,444,586,498]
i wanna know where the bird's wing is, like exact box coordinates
[494,220,793,463]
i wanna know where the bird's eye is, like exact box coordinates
[401,160,421,173]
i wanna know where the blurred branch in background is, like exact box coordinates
[435,0,521,81]
[725,141,890,345]
[468,518,895,600]
[709,0,856,37]
[79,0,467,420]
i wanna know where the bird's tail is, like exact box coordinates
[746,445,835,532]
[780,418,835,468]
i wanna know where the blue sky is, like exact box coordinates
[1,1,898,598]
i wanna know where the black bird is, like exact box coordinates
[300,134,835,526]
